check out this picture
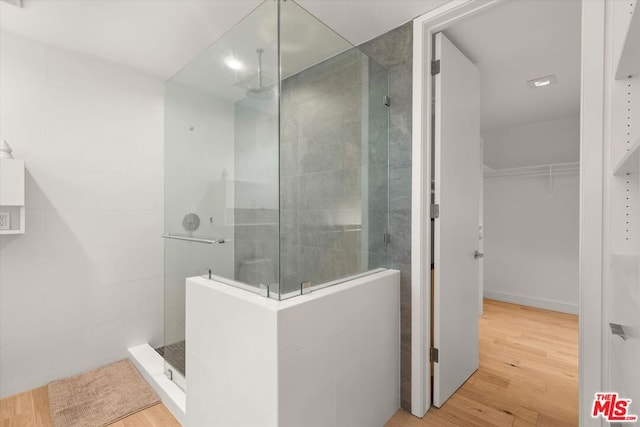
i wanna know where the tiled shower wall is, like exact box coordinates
[234,48,389,297]
[279,49,386,296]
[230,21,413,408]
[360,22,413,410]
[233,98,279,287]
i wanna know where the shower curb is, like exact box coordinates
[128,344,186,425]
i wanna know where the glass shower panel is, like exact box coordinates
[162,0,279,388]
[278,1,390,297]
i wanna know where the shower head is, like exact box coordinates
[245,85,275,98]
[244,48,275,98]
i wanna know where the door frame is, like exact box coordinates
[410,1,606,425]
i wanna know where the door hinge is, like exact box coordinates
[431,204,440,219]
[383,233,391,244]
[431,60,441,75]
[383,95,391,106]
[431,347,439,363]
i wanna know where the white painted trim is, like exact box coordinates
[483,291,579,315]
[412,0,606,422]
[579,1,606,426]
[128,344,186,426]
[410,15,430,418]
[411,0,502,417]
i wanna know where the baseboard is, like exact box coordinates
[483,290,579,315]
[128,344,186,425]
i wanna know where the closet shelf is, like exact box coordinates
[615,0,639,79]
[613,137,640,176]
[484,162,579,179]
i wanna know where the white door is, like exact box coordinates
[432,32,481,407]
[479,138,484,316]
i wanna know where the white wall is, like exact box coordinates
[483,173,579,313]
[0,31,164,397]
[482,115,580,169]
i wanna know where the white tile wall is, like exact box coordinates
[0,31,164,397]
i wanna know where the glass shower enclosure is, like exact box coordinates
[160,0,389,389]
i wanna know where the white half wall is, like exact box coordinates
[186,270,400,427]
[483,173,579,314]
[0,31,164,397]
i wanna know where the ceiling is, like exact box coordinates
[0,0,581,131]
[0,0,447,79]
[444,0,581,130]
[169,0,358,103]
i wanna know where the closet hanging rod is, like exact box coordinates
[484,162,579,179]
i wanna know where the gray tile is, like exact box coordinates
[389,208,411,265]
[299,245,336,285]
[359,22,412,69]
[389,62,413,116]
[256,208,278,224]
[234,208,256,225]
[334,225,361,252]
[389,113,412,170]
[255,224,278,242]
[299,169,361,210]
[280,243,299,289]
[389,167,411,206]
[299,209,334,248]
[280,139,299,177]
[341,121,363,170]
[280,209,299,247]
[368,164,390,211]
[367,208,389,255]
[234,240,256,279]
[334,249,362,278]
[234,224,256,241]
[368,252,389,270]
[280,176,299,210]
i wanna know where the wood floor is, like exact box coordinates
[1,299,577,427]
[387,299,579,427]
[0,386,180,427]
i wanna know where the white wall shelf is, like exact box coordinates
[615,0,639,80]
[613,137,640,176]
[0,227,24,236]
[606,0,640,411]
[0,159,25,235]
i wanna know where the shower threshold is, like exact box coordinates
[155,341,186,391]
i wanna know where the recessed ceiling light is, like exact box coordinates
[527,74,557,89]
[224,57,243,71]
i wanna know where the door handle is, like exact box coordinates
[474,250,484,259]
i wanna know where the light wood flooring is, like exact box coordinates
[0,386,180,427]
[387,299,579,427]
[1,299,577,427]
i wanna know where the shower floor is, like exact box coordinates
[154,340,185,377]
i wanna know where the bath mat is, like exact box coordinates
[47,359,160,427]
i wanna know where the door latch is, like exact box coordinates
[474,250,484,259]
